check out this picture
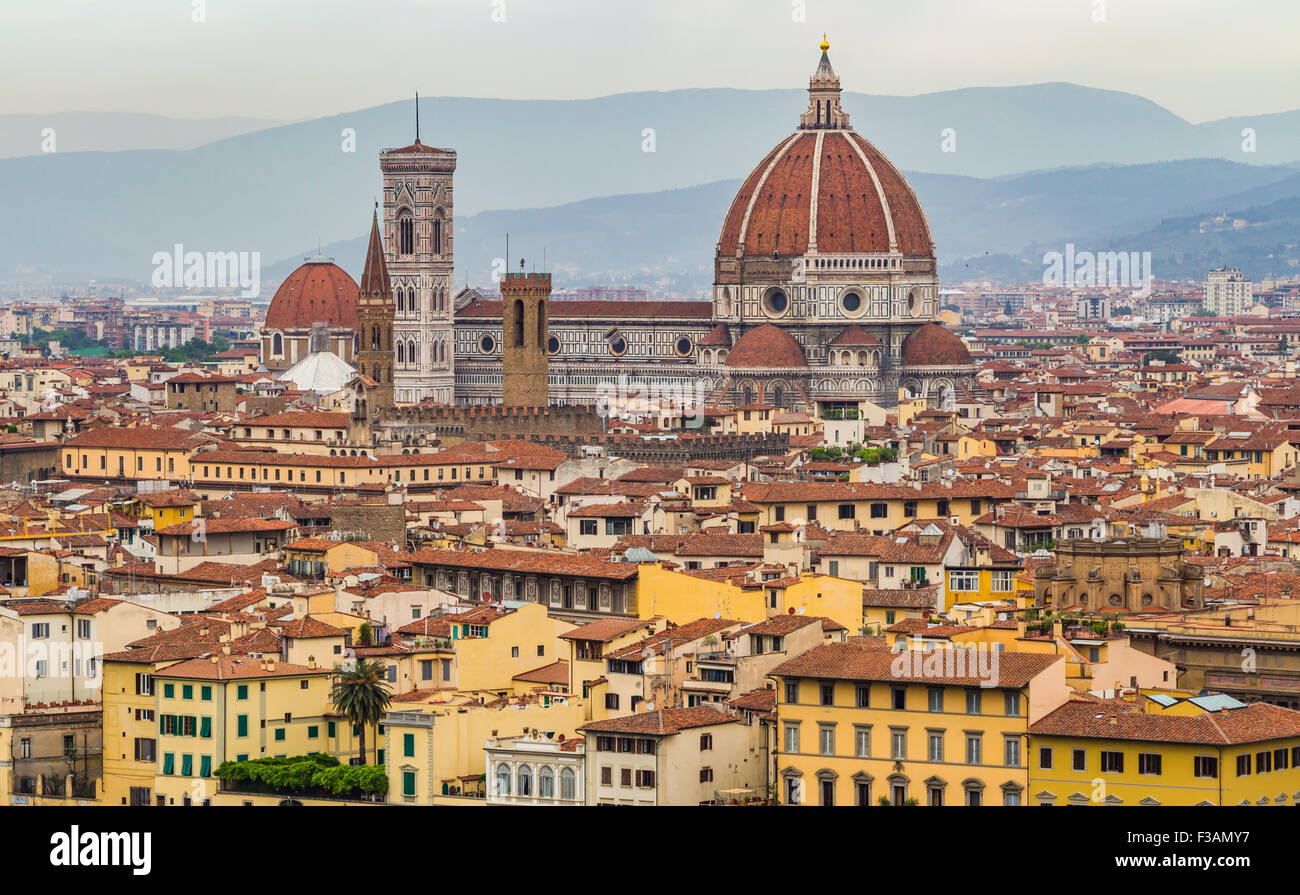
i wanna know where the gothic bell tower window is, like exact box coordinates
[398,211,414,255]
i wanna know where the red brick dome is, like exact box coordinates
[901,323,972,367]
[726,324,808,368]
[265,259,359,330]
[716,129,933,259]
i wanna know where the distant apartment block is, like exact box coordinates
[1204,267,1253,317]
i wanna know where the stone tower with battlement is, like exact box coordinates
[380,126,456,406]
[500,271,551,408]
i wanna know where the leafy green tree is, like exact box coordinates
[330,659,392,766]
[1142,350,1181,365]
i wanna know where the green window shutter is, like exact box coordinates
[307,726,318,739]
[200,755,212,778]
[182,685,193,700]
[164,683,174,698]
[327,721,336,738]
[159,717,165,736]
[403,771,416,797]
[274,728,285,742]
[162,753,174,775]
[236,754,248,763]
[404,733,414,757]
[377,749,384,764]
[181,754,192,777]
[200,716,212,738]
[237,715,248,737]
[201,686,212,701]
[238,684,248,700]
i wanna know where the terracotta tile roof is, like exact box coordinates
[272,616,347,638]
[828,325,882,347]
[862,586,939,609]
[568,501,643,518]
[673,532,763,558]
[605,618,740,661]
[1029,698,1300,745]
[63,428,208,451]
[154,518,297,536]
[512,660,569,686]
[153,655,329,681]
[71,597,123,615]
[727,687,777,712]
[726,324,808,368]
[884,619,976,638]
[558,617,655,643]
[772,642,1060,688]
[579,705,738,736]
[741,614,826,636]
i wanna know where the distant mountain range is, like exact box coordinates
[0,112,287,159]
[4,84,1300,288]
[269,159,1300,296]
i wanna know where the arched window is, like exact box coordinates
[772,385,784,407]
[396,341,405,365]
[512,299,525,348]
[398,211,414,255]
[539,766,555,799]
[271,332,283,356]
[537,299,546,350]
[371,327,381,350]
[496,763,511,796]
[560,767,576,801]
[433,210,444,255]
[517,765,532,797]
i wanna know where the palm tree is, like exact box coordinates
[330,659,392,765]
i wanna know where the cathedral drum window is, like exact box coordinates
[761,287,790,318]
[479,334,496,354]
[547,335,561,356]
[608,336,628,357]
[674,336,693,358]
[838,288,866,319]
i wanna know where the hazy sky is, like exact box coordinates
[4,0,1296,122]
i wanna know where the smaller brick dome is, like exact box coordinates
[726,324,808,368]
[828,325,882,347]
[265,259,359,331]
[900,322,972,367]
